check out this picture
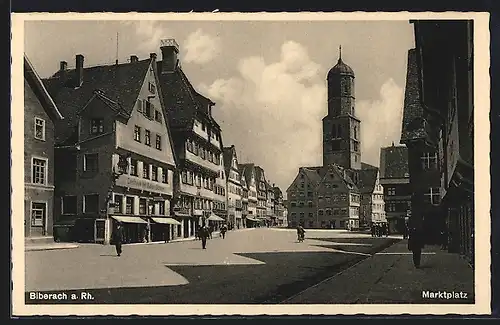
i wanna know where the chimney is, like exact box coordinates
[160,38,179,74]
[150,53,157,61]
[75,54,84,87]
[60,61,68,71]
[130,55,139,63]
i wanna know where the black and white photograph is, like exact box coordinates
[11,12,490,315]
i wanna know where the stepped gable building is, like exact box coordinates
[155,39,226,237]
[24,54,64,242]
[44,53,178,244]
[254,166,269,222]
[287,47,385,230]
[239,164,249,227]
[379,143,411,233]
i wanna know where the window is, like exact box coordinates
[90,118,104,135]
[162,169,168,183]
[182,170,188,184]
[331,124,337,138]
[421,152,438,170]
[154,110,162,123]
[331,140,341,151]
[308,212,313,218]
[158,201,165,215]
[125,197,134,214]
[62,196,77,214]
[34,117,45,140]
[134,125,141,142]
[424,187,441,206]
[83,194,99,214]
[387,203,396,212]
[338,125,342,137]
[152,166,158,181]
[353,141,359,152]
[31,202,46,227]
[308,201,313,208]
[307,191,313,197]
[32,158,47,184]
[145,130,151,146]
[299,212,305,218]
[148,82,156,94]
[353,126,357,139]
[318,210,324,216]
[139,198,147,215]
[83,153,99,172]
[114,194,123,213]
[326,209,332,216]
[387,187,396,196]
[155,135,162,150]
[143,163,150,179]
[143,101,153,119]
[130,159,138,176]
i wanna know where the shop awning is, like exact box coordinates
[151,217,182,225]
[207,214,225,222]
[246,217,259,222]
[111,216,148,224]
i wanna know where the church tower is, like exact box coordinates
[322,46,361,170]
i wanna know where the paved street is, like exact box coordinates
[26,228,399,304]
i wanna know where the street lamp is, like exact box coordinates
[103,153,129,245]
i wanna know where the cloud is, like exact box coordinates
[356,78,405,166]
[183,29,221,64]
[124,21,169,55]
[199,40,326,193]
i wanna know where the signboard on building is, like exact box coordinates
[116,175,170,194]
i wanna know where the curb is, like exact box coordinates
[25,244,79,252]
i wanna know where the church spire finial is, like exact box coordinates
[339,45,342,61]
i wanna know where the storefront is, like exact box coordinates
[245,217,259,228]
[149,216,182,242]
[111,215,148,244]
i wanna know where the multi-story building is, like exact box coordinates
[286,48,383,230]
[400,48,444,245]
[266,181,275,226]
[240,166,249,228]
[223,145,243,229]
[240,163,259,227]
[155,39,226,237]
[379,144,411,233]
[45,53,178,244]
[403,21,474,260]
[272,186,286,227]
[358,163,386,227]
[254,166,268,223]
[24,54,64,242]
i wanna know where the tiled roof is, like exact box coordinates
[24,54,64,122]
[401,48,427,142]
[156,62,220,132]
[361,162,378,170]
[239,163,255,186]
[43,59,151,144]
[379,145,409,179]
[301,167,323,185]
[356,168,378,194]
[222,146,235,174]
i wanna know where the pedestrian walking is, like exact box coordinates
[408,223,425,268]
[209,224,214,239]
[371,223,376,237]
[199,225,210,249]
[220,224,227,239]
[112,222,124,257]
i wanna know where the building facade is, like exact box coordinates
[240,166,249,228]
[156,39,226,238]
[24,55,64,241]
[403,21,474,261]
[266,182,275,226]
[223,145,243,229]
[45,53,178,244]
[379,144,411,233]
[358,164,386,227]
[272,186,286,227]
[240,163,258,227]
[254,166,268,223]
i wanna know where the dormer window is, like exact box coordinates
[90,118,104,135]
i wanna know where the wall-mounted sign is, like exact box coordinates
[116,175,170,194]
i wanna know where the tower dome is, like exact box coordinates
[327,46,355,78]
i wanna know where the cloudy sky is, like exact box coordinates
[25,19,414,195]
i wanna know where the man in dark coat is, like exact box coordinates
[199,225,210,249]
[408,223,425,268]
[220,224,228,239]
[113,222,124,257]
